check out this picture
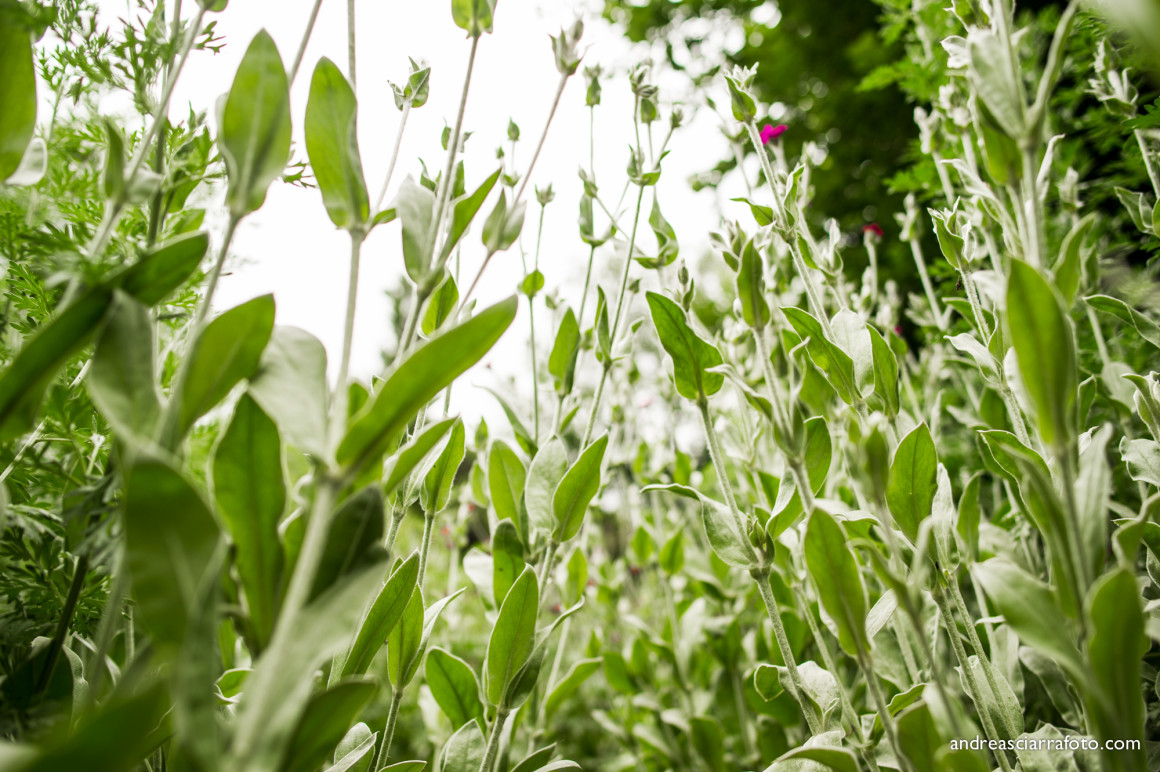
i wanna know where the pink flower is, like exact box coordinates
[893,325,903,336]
[760,123,787,144]
[863,222,884,239]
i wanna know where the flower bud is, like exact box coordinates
[551,19,584,76]
[723,65,758,123]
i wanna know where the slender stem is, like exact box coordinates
[933,586,1014,772]
[537,539,559,598]
[418,514,436,586]
[581,186,646,447]
[330,233,365,451]
[373,689,403,771]
[479,708,510,772]
[908,237,946,330]
[946,571,1021,739]
[385,510,405,555]
[288,0,326,84]
[37,554,88,692]
[529,206,546,445]
[576,244,597,326]
[856,645,916,772]
[375,102,412,211]
[514,75,569,205]
[1021,145,1044,269]
[346,0,357,90]
[753,570,823,735]
[697,399,759,564]
[82,549,126,709]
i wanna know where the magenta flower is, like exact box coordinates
[863,222,884,239]
[760,123,788,144]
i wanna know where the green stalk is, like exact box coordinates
[374,102,412,212]
[373,689,404,771]
[581,186,646,446]
[288,0,326,84]
[1135,129,1160,197]
[515,74,569,205]
[907,236,946,330]
[346,0,357,89]
[945,570,1022,739]
[537,538,559,598]
[855,645,916,772]
[418,513,436,585]
[37,554,88,693]
[753,570,824,736]
[479,708,511,772]
[529,205,547,444]
[933,585,1015,772]
[330,233,366,452]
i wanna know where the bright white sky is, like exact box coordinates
[91,0,748,430]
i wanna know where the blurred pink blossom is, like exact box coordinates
[760,123,787,144]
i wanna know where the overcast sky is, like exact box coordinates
[91,0,747,430]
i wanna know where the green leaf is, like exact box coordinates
[311,486,386,600]
[770,740,859,772]
[123,457,222,647]
[422,419,466,513]
[451,0,496,35]
[425,647,483,729]
[0,23,37,182]
[512,745,559,772]
[439,721,486,772]
[492,519,526,607]
[1007,260,1077,448]
[1121,438,1160,487]
[0,287,112,438]
[643,483,753,567]
[305,58,369,230]
[736,239,769,328]
[396,176,436,284]
[341,552,420,677]
[782,307,860,405]
[279,680,378,772]
[526,438,568,533]
[117,231,210,306]
[383,418,456,499]
[249,326,329,457]
[868,326,899,416]
[548,308,581,395]
[441,168,502,261]
[967,29,1025,139]
[886,423,937,543]
[1085,567,1148,766]
[214,394,286,650]
[544,658,600,722]
[421,273,459,336]
[1054,213,1096,304]
[485,567,539,707]
[690,716,725,771]
[338,296,517,474]
[387,586,425,689]
[804,510,867,656]
[381,762,426,772]
[489,439,527,537]
[1086,295,1160,351]
[553,434,609,542]
[89,292,162,441]
[754,664,784,701]
[973,559,1086,685]
[646,291,724,401]
[219,30,292,216]
[895,702,942,771]
[327,727,374,772]
[179,294,275,438]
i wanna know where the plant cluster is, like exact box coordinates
[1,0,1159,771]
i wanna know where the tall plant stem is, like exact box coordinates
[374,102,412,211]
[945,570,1021,739]
[346,0,357,89]
[753,571,823,736]
[907,237,945,329]
[933,585,1015,772]
[529,205,546,444]
[744,120,833,338]
[288,0,326,84]
[581,186,646,446]
[576,245,597,326]
[855,645,916,772]
[373,689,404,771]
[537,539,559,598]
[515,74,568,205]
[330,233,365,451]
[1021,144,1045,269]
[37,554,88,692]
[418,514,436,585]
[479,708,510,772]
